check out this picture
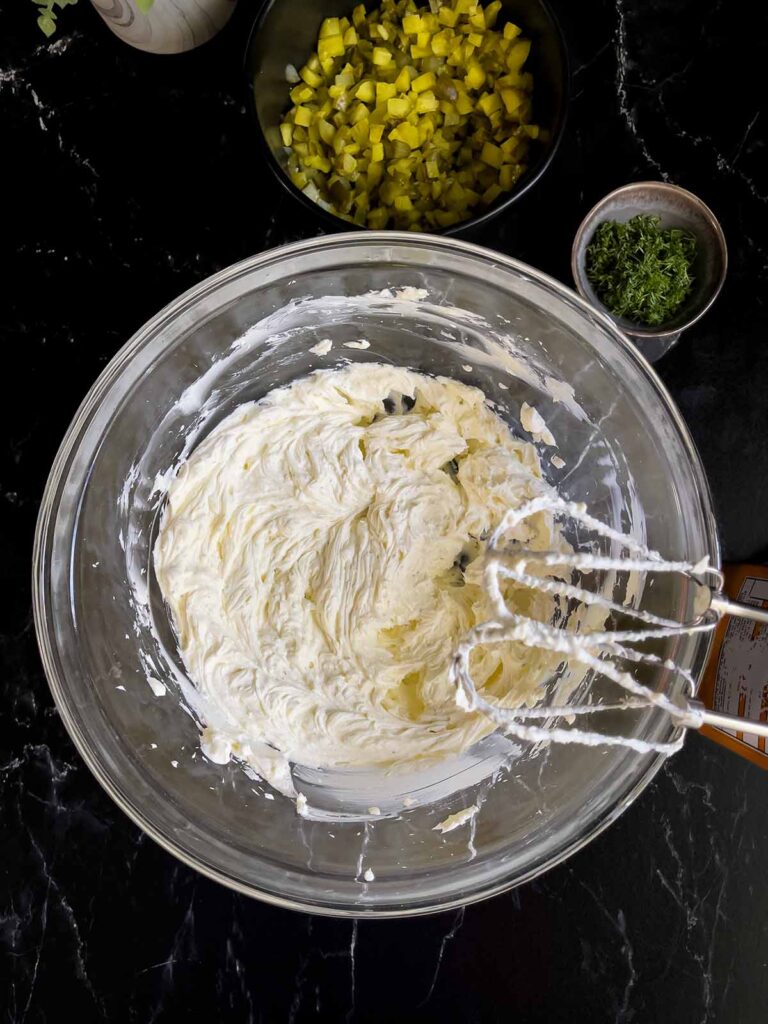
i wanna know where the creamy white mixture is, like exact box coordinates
[154,364,562,778]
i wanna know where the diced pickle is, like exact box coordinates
[411,71,436,93]
[506,39,531,71]
[278,0,537,230]
[455,92,473,115]
[387,96,410,117]
[300,65,324,88]
[356,79,376,103]
[293,105,313,127]
[290,83,315,104]
[377,81,397,102]
[318,119,336,143]
[395,67,412,92]
[319,17,340,38]
[318,35,346,60]
[463,61,484,90]
[390,122,420,148]
[416,90,439,113]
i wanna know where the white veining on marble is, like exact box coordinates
[419,907,466,1006]
[346,920,358,1023]
[575,876,637,1020]
[657,92,768,206]
[613,0,669,178]
[1,32,98,183]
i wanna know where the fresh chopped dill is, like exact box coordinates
[586,214,697,327]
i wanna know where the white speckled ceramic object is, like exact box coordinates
[91,0,237,54]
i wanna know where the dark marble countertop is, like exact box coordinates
[2,1,768,1021]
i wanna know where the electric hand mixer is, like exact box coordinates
[451,495,768,756]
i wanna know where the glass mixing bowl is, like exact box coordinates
[33,233,718,917]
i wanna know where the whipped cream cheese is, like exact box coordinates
[154,364,562,779]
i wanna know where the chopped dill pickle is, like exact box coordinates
[278,0,539,230]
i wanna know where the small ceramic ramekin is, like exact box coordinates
[572,181,727,362]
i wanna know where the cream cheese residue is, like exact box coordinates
[310,338,333,356]
[434,804,479,833]
[146,675,167,698]
[520,402,556,447]
[154,364,563,779]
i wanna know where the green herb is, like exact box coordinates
[31,0,154,38]
[585,214,697,327]
[32,0,78,38]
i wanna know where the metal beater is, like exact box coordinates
[451,496,768,755]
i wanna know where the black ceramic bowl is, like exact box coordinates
[245,0,569,235]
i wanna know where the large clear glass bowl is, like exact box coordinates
[33,233,718,917]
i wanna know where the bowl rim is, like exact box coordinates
[242,0,571,236]
[32,231,719,917]
[571,180,728,340]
